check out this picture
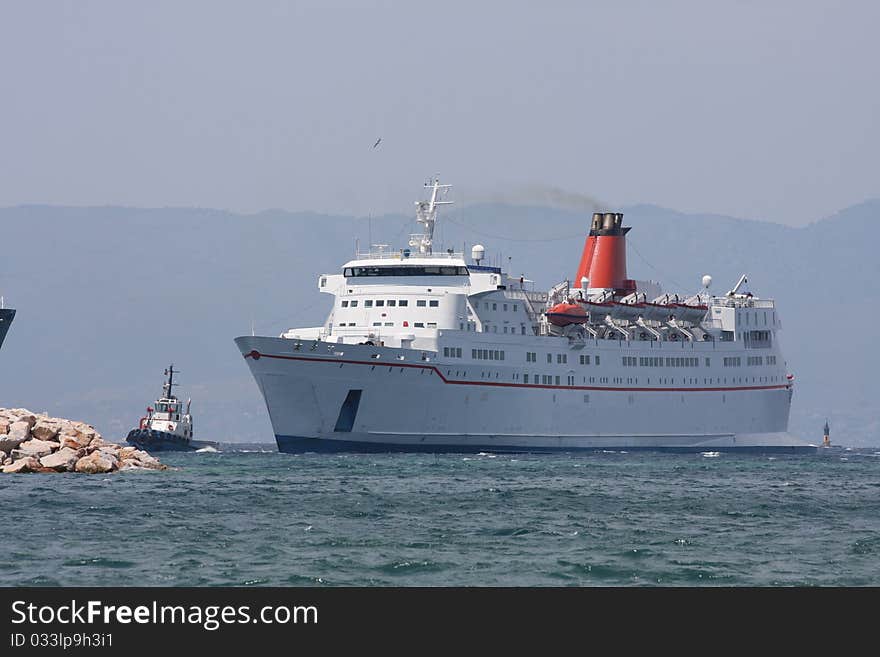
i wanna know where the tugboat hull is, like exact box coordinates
[126,428,194,451]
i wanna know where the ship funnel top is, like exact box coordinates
[590,212,630,237]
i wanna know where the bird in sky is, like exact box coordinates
[372,137,382,149]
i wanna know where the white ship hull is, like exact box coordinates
[235,336,814,453]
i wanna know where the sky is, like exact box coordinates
[0,0,877,226]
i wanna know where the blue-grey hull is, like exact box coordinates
[126,428,193,452]
[0,308,14,350]
[275,434,816,455]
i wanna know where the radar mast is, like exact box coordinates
[409,178,452,255]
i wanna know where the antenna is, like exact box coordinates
[409,177,452,255]
[163,364,179,399]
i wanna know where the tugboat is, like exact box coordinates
[126,365,216,452]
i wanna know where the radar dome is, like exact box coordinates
[702,275,712,289]
[471,244,485,265]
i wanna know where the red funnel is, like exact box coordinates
[574,235,597,287]
[583,212,633,294]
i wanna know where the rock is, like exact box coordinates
[16,414,37,429]
[15,439,58,458]
[75,427,97,443]
[136,451,168,470]
[60,435,88,450]
[3,457,41,474]
[74,451,115,474]
[8,421,31,441]
[0,435,25,452]
[40,447,80,471]
[31,424,60,442]
[0,419,9,434]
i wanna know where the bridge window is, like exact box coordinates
[417,300,426,307]
[344,265,468,277]
[341,300,349,307]
[398,300,408,307]
[350,300,358,307]
[429,300,439,307]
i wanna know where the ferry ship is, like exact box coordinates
[0,296,14,352]
[236,179,814,453]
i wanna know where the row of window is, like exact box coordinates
[483,302,519,312]
[338,321,438,328]
[723,357,742,367]
[341,299,440,309]
[524,374,561,385]
[437,369,783,386]
[525,352,578,364]
[742,311,776,326]
[472,349,506,361]
[443,347,463,358]
[578,355,600,365]
[747,356,763,366]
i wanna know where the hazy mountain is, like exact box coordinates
[1,199,877,445]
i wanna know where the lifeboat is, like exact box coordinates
[639,302,674,322]
[672,303,709,324]
[580,300,614,317]
[546,302,587,327]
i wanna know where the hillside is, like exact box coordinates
[1,200,877,445]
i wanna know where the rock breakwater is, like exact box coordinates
[0,408,167,474]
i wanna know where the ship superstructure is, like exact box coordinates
[236,179,813,453]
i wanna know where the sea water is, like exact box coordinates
[2,447,878,586]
